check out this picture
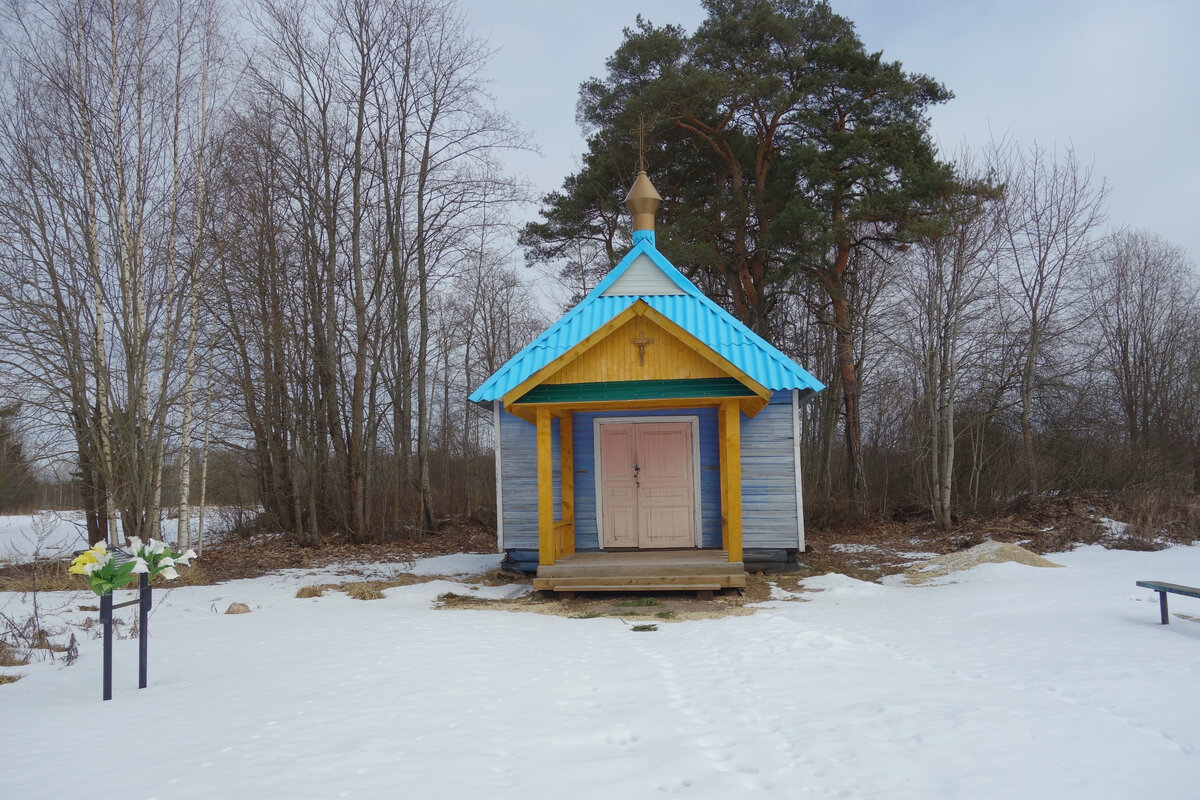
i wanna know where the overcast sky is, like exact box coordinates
[458,0,1200,263]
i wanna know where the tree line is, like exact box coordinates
[0,0,1194,546]
[0,0,541,544]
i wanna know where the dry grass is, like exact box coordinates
[0,641,30,667]
[0,557,211,593]
[344,582,386,601]
[0,674,20,685]
[1123,489,1200,547]
[0,559,76,593]
[295,573,439,601]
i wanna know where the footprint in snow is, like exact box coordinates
[603,728,641,748]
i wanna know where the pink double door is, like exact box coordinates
[599,421,696,549]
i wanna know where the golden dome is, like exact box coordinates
[625,170,662,232]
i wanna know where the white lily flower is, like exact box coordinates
[147,539,167,555]
[160,566,179,580]
[124,536,144,557]
[159,556,175,568]
[82,550,111,574]
[129,556,149,574]
[176,549,197,565]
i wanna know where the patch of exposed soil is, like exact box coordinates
[293,567,528,601]
[433,571,820,622]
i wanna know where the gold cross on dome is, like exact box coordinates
[631,330,654,365]
[631,113,649,171]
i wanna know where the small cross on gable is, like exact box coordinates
[631,330,654,366]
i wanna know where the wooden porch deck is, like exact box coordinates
[532,549,747,597]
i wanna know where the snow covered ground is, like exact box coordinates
[0,512,90,563]
[2,543,1200,799]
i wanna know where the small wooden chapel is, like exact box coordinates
[468,171,824,595]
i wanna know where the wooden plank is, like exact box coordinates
[536,574,741,588]
[534,582,726,592]
[559,412,575,556]
[498,409,539,549]
[742,399,802,548]
[537,406,555,566]
[552,521,574,550]
[493,400,504,552]
[539,559,744,579]
[718,404,729,553]
[722,400,743,563]
[739,396,769,417]
[538,562,744,578]
[793,388,805,553]
[551,549,732,564]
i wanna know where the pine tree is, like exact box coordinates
[522,0,954,504]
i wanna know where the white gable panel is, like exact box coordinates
[602,253,685,296]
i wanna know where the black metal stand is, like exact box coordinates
[100,577,151,701]
[139,573,150,688]
[101,592,113,701]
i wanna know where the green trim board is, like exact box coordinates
[516,378,755,404]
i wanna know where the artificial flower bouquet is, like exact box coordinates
[69,538,197,596]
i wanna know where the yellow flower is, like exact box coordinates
[69,542,107,575]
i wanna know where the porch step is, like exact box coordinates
[533,573,747,591]
[538,551,744,579]
[546,583,723,593]
[533,549,748,594]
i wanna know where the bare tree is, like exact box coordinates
[218,0,527,540]
[1089,230,1198,481]
[996,140,1107,495]
[0,0,224,544]
[889,154,1003,528]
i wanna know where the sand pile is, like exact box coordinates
[903,540,1063,585]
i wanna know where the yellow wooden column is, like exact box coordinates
[559,412,575,556]
[719,399,743,563]
[536,406,556,566]
[718,404,728,548]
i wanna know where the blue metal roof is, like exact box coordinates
[469,231,825,403]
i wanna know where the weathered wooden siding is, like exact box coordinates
[499,392,799,554]
[499,409,560,550]
[741,390,801,549]
[572,408,722,550]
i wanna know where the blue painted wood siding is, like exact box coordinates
[741,390,801,549]
[498,412,560,550]
[498,389,800,552]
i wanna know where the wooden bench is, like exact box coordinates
[1136,581,1200,624]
